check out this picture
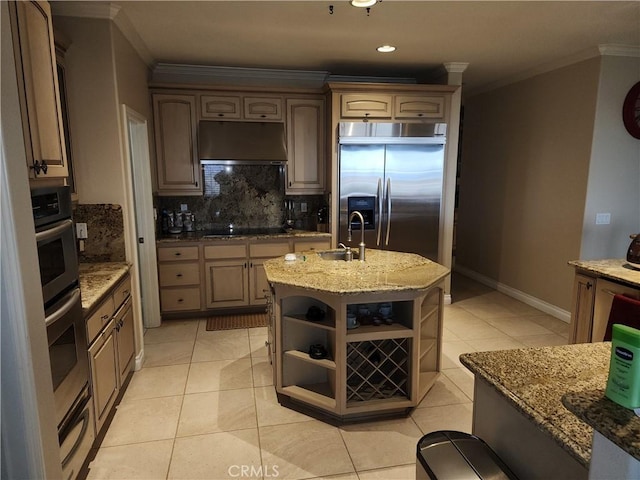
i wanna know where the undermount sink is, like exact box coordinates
[318,250,359,261]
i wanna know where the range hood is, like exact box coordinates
[199,121,288,164]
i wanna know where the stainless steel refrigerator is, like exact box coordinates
[338,122,446,261]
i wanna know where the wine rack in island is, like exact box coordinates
[273,284,444,420]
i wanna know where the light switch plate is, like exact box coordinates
[180,204,188,212]
[76,222,88,239]
[595,213,611,225]
[301,202,307,213]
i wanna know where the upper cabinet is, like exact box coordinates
[285,97,325,194]
[200,94,283,121]
[338,91,446,121]
[10,0,68,179]
[152,94,202,196]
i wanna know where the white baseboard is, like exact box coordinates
[135,350,144,371]
[453,264,571,323]
[444,293,452,305]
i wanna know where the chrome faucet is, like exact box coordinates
[347,211,366,262]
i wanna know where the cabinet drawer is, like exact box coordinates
[249,242,291,258]
[157,246,199,262]
[87,296,115,345]
[340,94,393,119]
[160,287,201,312]
[394,95,445,119]
[200,95,242,119]
[113,275,131,309]
[294,240,331,252]
[158,263,200,287]
[243,97,283,120]
[204,243,247,260]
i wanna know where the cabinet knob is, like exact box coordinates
[177,298,184,303]
[586,282,593,289]
[176,273,183,278]
[174,252,181,256]
[218,113,224,117]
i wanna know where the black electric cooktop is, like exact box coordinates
[202,227,290,237]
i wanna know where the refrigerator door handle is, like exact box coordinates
[385,178,392,246]
[376,178,383,246]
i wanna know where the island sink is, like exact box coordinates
[317,250,359,261]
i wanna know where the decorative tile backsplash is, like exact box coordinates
[74,204,126,262]
[157,164,328,233]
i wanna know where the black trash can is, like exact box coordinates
[416,430,518,480]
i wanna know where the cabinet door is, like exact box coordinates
[204,260,249,308]
[89,320,118,433]
[244,97,283,121]
[569,274,595,344]
[200,95,241,119]
[340,94,392,119]
[286,98,325,194]
[153,94,201,195]
[12,0,68,179]
[116,302,135,386]
[250,259,271,306]
[394,95,445,119]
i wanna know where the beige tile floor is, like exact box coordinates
[85,274,569,480]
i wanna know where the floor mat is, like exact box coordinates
[205,312,269,331]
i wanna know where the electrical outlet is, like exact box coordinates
[180,204,188,212]
[301,202,307,213]
[76,223,88,239]
[595,213,611,225]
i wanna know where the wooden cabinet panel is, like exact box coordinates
[115,301,135,384]
[249,242,291,258]
[340,94,393,119]
[157,245,199,262]
[200,95,241,119]
[86,296,115,345]
[113,275,132,310]
[244,97,283,121]
[153,94,201,195]
[12,0,68,179]
[286,98,325,194]
[250,260,271,306]
[160,287,201,312]
[204,260,248,308]
[89,319,118,433]
[569,274,595,344]
[158,263,200,287]
[204,243,247,260]
[293,240,331,252]
[394,95,445,119]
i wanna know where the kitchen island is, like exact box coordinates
[460,343,621,480]
[263,248,449,422]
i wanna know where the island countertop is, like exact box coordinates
[263,248,450,295]
[460,343,612,467]
[79,262,130,315]
[568,258,640,288]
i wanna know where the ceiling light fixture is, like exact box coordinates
[351,0,376,7]
[377,45,396,53]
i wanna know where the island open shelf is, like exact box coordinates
[264,248,449,421]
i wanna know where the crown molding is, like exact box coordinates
[598,44,640,58]
[444,62,470,74]
[51,2,120,20]
[152,64,332,88]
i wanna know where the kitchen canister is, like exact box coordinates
[605,324,640,409]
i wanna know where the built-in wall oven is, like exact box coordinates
[32,186,94,479]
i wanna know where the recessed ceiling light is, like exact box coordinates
[351,0,376,7]
[377,45,396,53]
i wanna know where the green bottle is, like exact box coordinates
[605,324,640,409]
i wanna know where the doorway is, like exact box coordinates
[121,105,161,330]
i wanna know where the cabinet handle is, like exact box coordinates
[176,273,183,278]
[122,290,130,296]
[177,298,184,303]
[417,113,424,117]
[101,314,109,321]
[260,114,267,118]
[218,113,224,117]
[174,252,182,256]
[586,282,593,289]
[31,160,48,175]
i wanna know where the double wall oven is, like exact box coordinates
[32,186,94,479]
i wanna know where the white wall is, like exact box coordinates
[581,55,640,259]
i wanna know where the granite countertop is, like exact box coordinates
[156,229,331,243]
[79,262,130,315]
[562,390,640,460]
[568,259,640,288]
[263,248,450,295]
[460,343,612,467]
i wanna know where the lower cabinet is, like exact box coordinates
[157,235,331,315]
[86,273,134,434]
